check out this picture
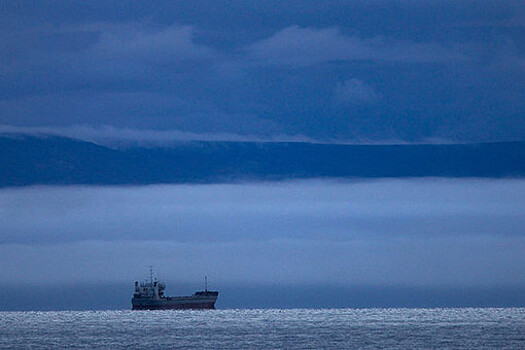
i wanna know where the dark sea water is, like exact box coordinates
[1,308,524,349]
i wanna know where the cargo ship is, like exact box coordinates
[132,270,218,310]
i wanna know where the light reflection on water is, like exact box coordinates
[1,308,524,349]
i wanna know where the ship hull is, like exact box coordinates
[132,302,216,310]
[132,296,217,310]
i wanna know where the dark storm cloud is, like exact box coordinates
[0,0,524,142]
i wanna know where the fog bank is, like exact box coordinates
[1,179,524,292]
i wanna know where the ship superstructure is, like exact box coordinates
[132,270,218,310]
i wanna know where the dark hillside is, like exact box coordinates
[1,134,524,187]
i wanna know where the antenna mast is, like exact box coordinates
[149,266,153,284]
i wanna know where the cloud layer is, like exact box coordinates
[246,26,462,66]
[1,1,524,142]
[1,179,524,287]
[334,79,382,105]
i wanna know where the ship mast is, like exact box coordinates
[149,266,153,284]
[205,276,208,292]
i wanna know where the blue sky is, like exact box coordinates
[1,0,524,143]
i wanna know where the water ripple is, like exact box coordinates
[0,308,524,349]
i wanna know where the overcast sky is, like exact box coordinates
[1,0,524,143]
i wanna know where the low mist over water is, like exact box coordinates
[1,179,524,309]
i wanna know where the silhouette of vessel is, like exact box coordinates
[132,269,218,310]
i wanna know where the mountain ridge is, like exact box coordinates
[1,133,524,187]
